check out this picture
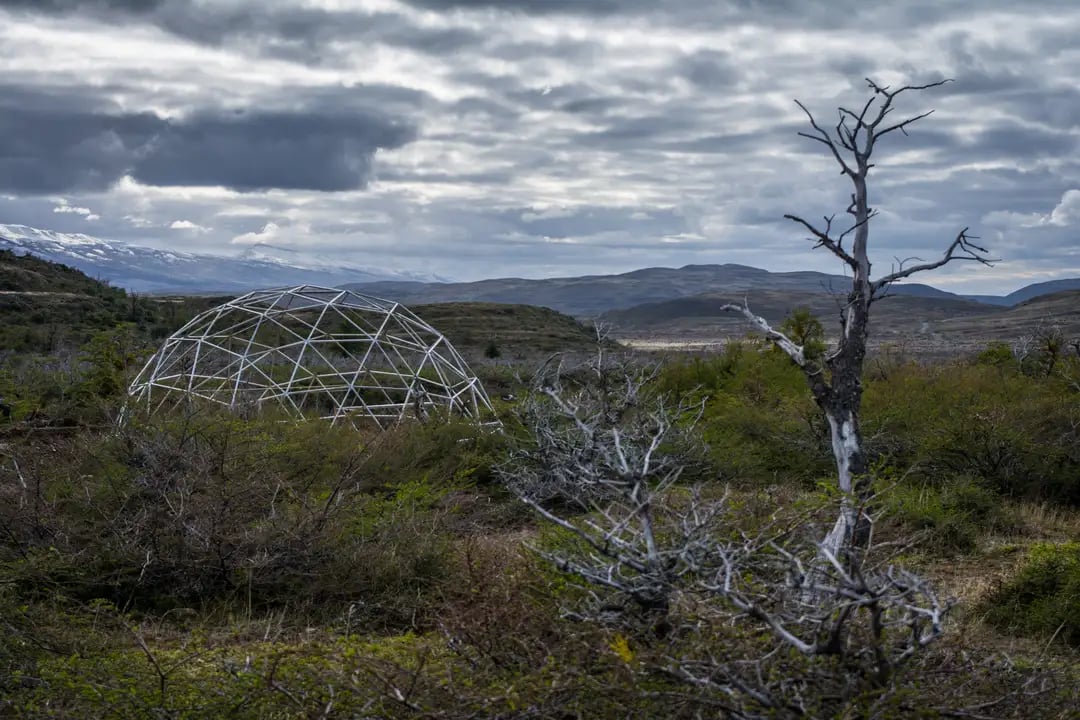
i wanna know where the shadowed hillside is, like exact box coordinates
[0,249,225,352]
[926,290,1080,353]
[600,289,1003,350]
[346,264,978,317]
[412,302,601,361]
[0,249,142,351]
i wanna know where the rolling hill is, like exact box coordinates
[410,302,602,361]
[964,278,1080,306]
[0,248,226,352]
[600,286,1080,355]
[599,290,1000,340]
[925,290,1080,353]
[346,264,980,317]
[0,248,598,362]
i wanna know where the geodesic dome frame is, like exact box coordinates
[128,286,494,428]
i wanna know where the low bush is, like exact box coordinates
[883,475,1006,554]
[656,342,832,485]
[864,362,1080,504]
[654,345,1080,504]
[0,407,513,629]
[983,542,1080,647]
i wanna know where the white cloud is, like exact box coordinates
[52,198,99,221]
[125,215,156,228]
[983,189,1080,229]
[231,222,283,245]
[169,219,210,232]
[1047,189,1080,227]
[521,206,576,222]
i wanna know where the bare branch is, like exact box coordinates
[872,228,996,294]
[877,109,936,138]
[866,77,953,100]
[505,347,953,713]
[784,213,859,269]
[837,209,878,246]
[720,300,809,367]
[794,99,854,177]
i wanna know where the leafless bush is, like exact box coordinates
[1012,320,1069,377]
[502,350,953,717]
[505,350,700,510]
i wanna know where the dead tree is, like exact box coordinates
[723,78,993,559]
[505,351,692,613]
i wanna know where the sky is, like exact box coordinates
[0,0,1077,293]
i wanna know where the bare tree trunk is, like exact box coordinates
[821,407,868,555]
[725,77,993,560]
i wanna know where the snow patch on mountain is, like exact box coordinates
[0,224,448,293]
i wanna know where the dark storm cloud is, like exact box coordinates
[133,111,415,192]
[0,0,165,11]
[399,0,636,15]
[678,51,740,90]
[0,0,483,62]
[0,92,161,194]
[0,89,416,194]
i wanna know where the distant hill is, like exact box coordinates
[0,224,443,293]
[926,290,1080,353]
[347,264,980,318]
[1003,278,1080,305]
[0,248,595,362]
[0,248,220,352]
[962,279,1080,306]
[411,302,600,361]
[1,247,131,351]
[599,289,1000,340]
[1,245,125,296]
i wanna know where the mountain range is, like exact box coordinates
[0,224,444,293]
[963,279,1080,306]
[3,224,1079,319]
[347,265,1080,317]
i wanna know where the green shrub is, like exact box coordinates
[863,363,1080,504]
[975,341,1016,368]
[884,476,1004,553]
[983,542,1080,647]
[655,342,832,486]
[0,409,513,628]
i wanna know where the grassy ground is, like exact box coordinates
[1,257,1077,716]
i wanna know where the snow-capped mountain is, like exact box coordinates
[0,224,446,293]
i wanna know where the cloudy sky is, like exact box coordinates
[1,0,1077,292]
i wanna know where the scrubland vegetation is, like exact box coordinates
[1,307,1078,717]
